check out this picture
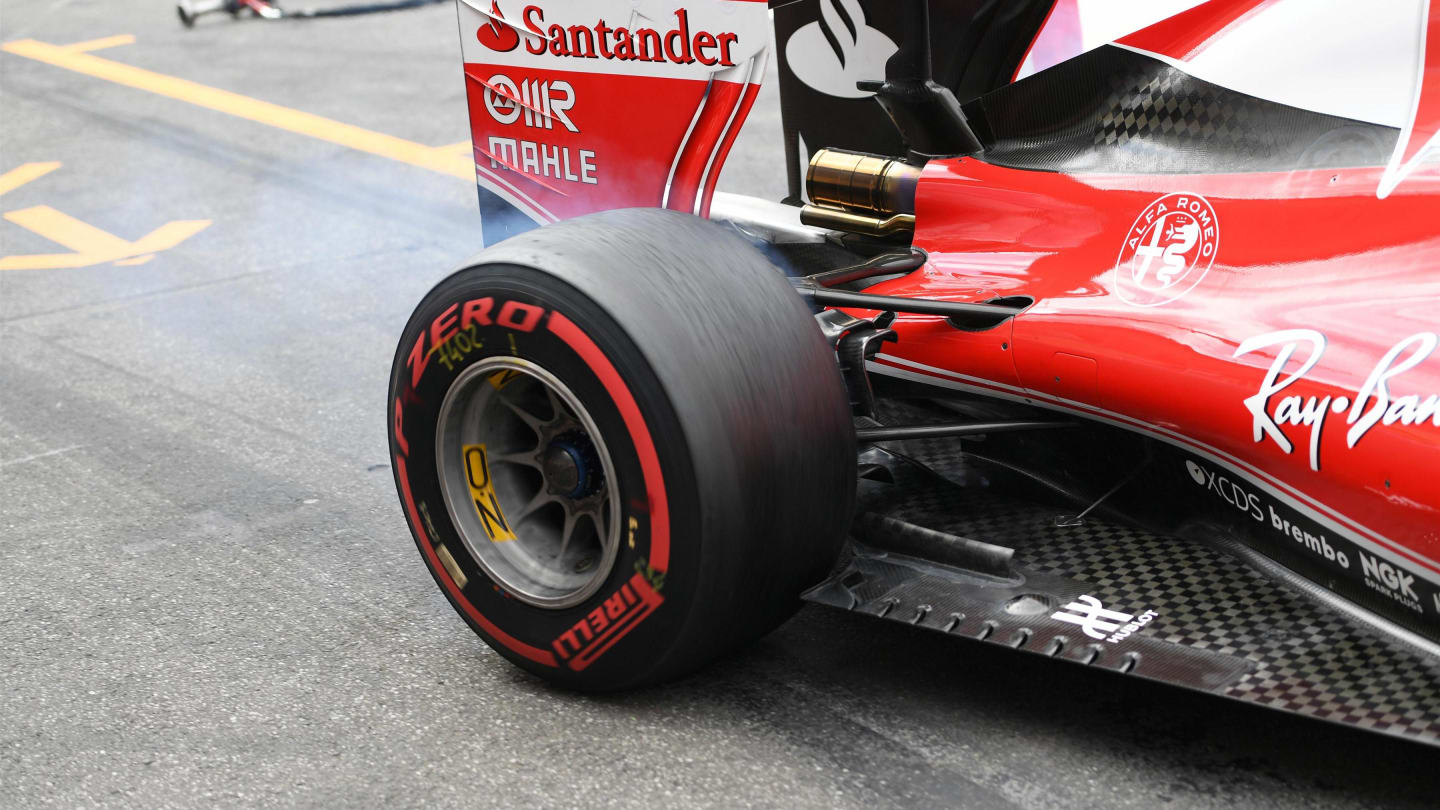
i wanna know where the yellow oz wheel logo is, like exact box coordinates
[463,444,517,542]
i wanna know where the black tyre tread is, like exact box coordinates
[417,208,855,685]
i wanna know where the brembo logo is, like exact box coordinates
[476,1,742,67]
[785,0,897,99]
[1185,458,1354,573]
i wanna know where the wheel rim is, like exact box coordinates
[436,357,621,610]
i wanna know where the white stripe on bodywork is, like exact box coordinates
[693,50,768,215]
[661,77,714,210]
[868,353,1440,584]
[474,161,558,224]
[1380,0,1440,198]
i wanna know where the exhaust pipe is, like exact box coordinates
[801,148,921,238]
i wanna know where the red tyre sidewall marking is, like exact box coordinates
[395,456,559,667]
[392,300,670,670]
[552,572,665,671]
[547,311,671,573]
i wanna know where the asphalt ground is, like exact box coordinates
[1,3,1438,808]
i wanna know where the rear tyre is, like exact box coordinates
[388,209,855,690]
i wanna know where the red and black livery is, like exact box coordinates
[389,0,1440,745]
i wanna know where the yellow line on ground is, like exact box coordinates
[5,205,134,254]
[61,34,136,53]
[126,219,213,254]
[0,205,212,271]
[0,162,63,196]
[1,38,474,181]
[0,250,122,271]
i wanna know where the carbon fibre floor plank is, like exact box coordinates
[806,440,1440,746]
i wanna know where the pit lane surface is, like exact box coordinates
[1,4,1437,808]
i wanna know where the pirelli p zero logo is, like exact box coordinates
[552,572,664,671]
[404,296,546,389]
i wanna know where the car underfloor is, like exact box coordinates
[814,397,1440,746]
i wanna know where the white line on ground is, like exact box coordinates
[0,443,83,468]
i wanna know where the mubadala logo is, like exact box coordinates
[785,0,897,99]
[1050,594,1157,644]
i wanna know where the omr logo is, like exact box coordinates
[477,0,520,53]
[785,0,897,99]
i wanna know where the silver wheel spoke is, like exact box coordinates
[491,451,542,470]
[543,384,570,424]
[556,510,580,562]
[436,358,620,610]
[513,488,557,525]
[498,393,549,433]
[576,494,606,535]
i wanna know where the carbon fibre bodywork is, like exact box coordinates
[966,44,1398,174]
[807,401,1440,746]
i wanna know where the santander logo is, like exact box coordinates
[476,0,520,53]
[473,0,742,68]
[785,0,897,99]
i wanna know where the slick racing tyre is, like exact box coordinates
[388,208,855,690]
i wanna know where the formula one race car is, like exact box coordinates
[388,0,1440,745]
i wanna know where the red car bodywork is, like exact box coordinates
[459,0,1440,633]
[867,158,1440,611]
[851,0,1440,629]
